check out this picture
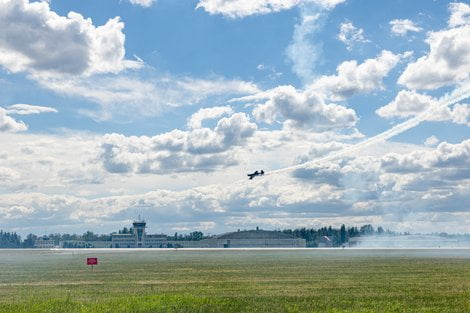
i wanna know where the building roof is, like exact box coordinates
[215,230,298,240]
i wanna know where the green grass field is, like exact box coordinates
[1,249,469,312]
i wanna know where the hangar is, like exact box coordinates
[107,219,306,248]
[205,229,307,248]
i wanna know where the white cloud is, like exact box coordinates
[196,0,299,18]
[195,0,345,19]
[376,90,470,126]
[389,19,422,36]
[337,21,369,50]
[233,51,404,132]
[305,141,347,158]
[313,0,347,10]
[432,139,470,168]
[294,141,348,165]
[40,75,259,121]
[5,104,57,115]
[2,139,470,234]
[449,103,470,126]
[0,132,110,196]
[0,108,27,132]
[312,50,401,100]
[0,126,363,210]
[256,63,282,80]
[376,90,434,118]
[381,139,470,173]
[0,0,259,121]
[1,0,469,236]
[0,0,141,78]
[235,51,402,131]
[398,25,470,89]
[100,112,257,174]
[127,0,156,7]
[0,167,20,181]
[249,85,357,130]
[424,135,439,147]
[187,106,234,129]
[448,2,470,27]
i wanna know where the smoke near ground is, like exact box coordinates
[350,235,470,249]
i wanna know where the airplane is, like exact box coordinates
[247,170,265,180]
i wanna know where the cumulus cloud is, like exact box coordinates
[376,90,470,126]
[424,135,439,147]
[1,0,469,236]
[305,141,347,158]
[100,112,257,174]
[381,140,470,173]
[0,108,27,132]
[5,104,57,115]
[246,85,357,130]
[448,2,470,27]
[376,90,434,118]
[187,106,234,129]
[380,151,426,174]
[398,24,470,89]
[312,0,347,10]
[283,137,470,214]
[0,0,262,120]
[389,19,422,36]
[0,132,110,197]
[3,139,470,234]
[292,140,470,220]
[127,0,156,8]
[234,51,404,131]
[0,167,20,182]
[0,0,141,78]
[337,21,369,50]
[312,50,401,100]
[195,0,345,19]
[196,0,299,18]
[431,140,470,168]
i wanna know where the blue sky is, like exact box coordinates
[0,0,469,236]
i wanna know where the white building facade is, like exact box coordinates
[34,236,55,248]
[111,219,167,248]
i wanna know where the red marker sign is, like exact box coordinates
[87,257,98,270]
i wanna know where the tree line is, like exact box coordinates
[1,224,468,248]
[0,230,113,248]
[0,227,208,248]
[281,224,395,247]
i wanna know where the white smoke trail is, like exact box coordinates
[264,84,470,177]
[286,2,327,84]
[286,1,347,84]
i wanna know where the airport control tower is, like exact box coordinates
[133,216,146,248]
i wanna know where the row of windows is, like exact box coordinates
[111,239,167,243]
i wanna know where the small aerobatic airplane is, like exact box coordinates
[247,170,265,180]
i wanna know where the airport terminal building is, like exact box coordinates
[111,220,167,248]
[109,219,306,248]
[34,236,55,249]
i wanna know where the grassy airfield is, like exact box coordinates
[0,249,469,313]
